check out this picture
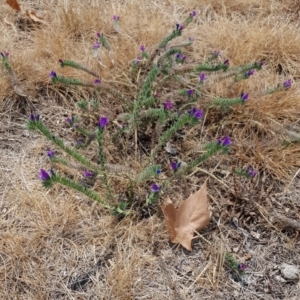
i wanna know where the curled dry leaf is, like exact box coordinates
[161,181,211,251]
[6,0,21,11]
[25,10,46,24]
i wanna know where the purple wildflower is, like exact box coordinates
[98,116,108,129]
[283,79,292,89]
[93,42,100,50]
[140,45,145,52]
[171,161,181,171]
[175,53,186,62]
[113,15,119,21]
[187,89,194,97]
[0,52,9,57]
[238,263,247,271]
[39,169,51,181]
[223,59,230,67]
[83,170,95,178]
[241,92,249,101]
[189,107,203,119]
[245,69,254,77]
[96,32,102,38]
[199,72,205,82]
[66,116,74,125]
[214,50,221,56]
[94,79,101,85]
[29,114,40,121]
[218,135,232,146]
[50,70,57,78]
[193,109,203,119]
[246,165,257,178]
[151,183,161,193]
[156,169,161,175]
[164,100,173,110]
[47,150,54,158]
[176,23,184,31]
[58,59,63,65]
[190,10,196,17]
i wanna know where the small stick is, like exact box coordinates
[192,230,211,245]
[271,213,300,230]
[186,261,211,291]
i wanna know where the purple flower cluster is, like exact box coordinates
[0,52,9,57]
[241,92,249,101]
[218,135,232,146]
[189,107,203,119]
[93,42,100,50]
[39,169,51,181]
[176,23,184,31]
[223,59,230,67]
[244,69,255,77]
[246,165,257,178]
[151,183,161,193]
[175,53,186,62]
[199,73,205,82]
[50,71,57,78]
[47,150,54,158]
[171,161,181,171]
[190,11,196,17]
[164,100,173,110]
[29,114,40,122]
[66,116,75,125]
[187,89,194,97]
[83,170,95,178]
[283,79,292,89]
[98,116,108,129]
[113,15,119,21]
[238,263,247,271]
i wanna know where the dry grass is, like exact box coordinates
[1,0,300,299]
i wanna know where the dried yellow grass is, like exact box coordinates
[1,0,300,299]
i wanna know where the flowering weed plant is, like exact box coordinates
[19,11,273,217]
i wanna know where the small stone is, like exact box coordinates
[250,231,260,239]
[233,247,239,253]
[242,274,252,286]
[275,275,286,283]
[281,263,299,280]
[165,142,177,154]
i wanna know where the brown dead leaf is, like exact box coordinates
[6,0,21,11]
[25,10,46,24]
[161,181,211,251]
